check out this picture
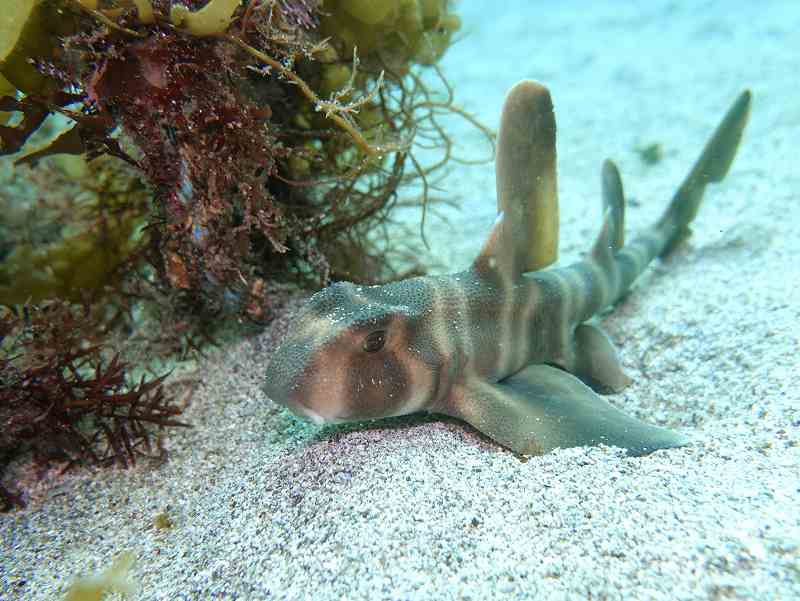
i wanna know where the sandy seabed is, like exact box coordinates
[2,1,799,599]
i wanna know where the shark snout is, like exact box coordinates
[263,354,299,405]
[263,370,310,419]
[263,371,329,426]
[263,343,336,425]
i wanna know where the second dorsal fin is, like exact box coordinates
[474,80,559,277]
[591,159,626,268]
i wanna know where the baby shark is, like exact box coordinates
[264,81,751,456]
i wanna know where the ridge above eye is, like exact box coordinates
[363,330,386,352]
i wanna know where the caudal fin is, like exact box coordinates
[658,90,752,256]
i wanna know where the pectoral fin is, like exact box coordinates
[446,365,687,457]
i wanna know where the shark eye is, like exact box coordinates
[362,330,386,353]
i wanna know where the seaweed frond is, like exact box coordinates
[0,300,189,508]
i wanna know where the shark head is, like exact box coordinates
[263,279,447,424]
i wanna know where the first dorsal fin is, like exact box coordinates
[474,81,559,277]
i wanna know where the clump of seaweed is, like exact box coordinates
[0,154,151,305]
[3,0,474,306]
[0,0,489,507]
[0,301,188,510]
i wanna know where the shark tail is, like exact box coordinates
[656,89,752,257]
[577,89,751,322]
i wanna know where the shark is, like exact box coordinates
[263,80,751,457]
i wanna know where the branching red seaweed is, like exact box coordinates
[0,301,189,509]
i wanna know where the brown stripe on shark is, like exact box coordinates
[291,348,350,423]
[560,260,613,325]
[503,275,552,382]
[527,270,573,365]
[519,278,553,365]
[614,229,666,294]
[538,269,575,361]
[341,314,413,420]
[509,278,539,379]
[394,276,454,416]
